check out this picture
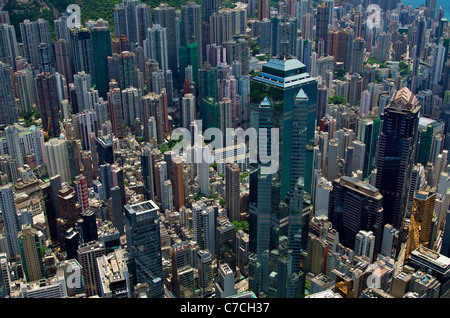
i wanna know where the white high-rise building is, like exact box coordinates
[181,93,196,129]
[352,140,366,176]
[354,230,375,262]
[44,138,71,183]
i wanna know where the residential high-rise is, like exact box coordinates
[143,24,168,74]
[44,138,71,183]
[173,161,185,211]
[70,27,95,83]
[77,241,105,297]
[258,0,270,21]
[0,184,20,257]
[35,73,61,139]
[226,163,241,222]
[316,3,330,55]
[154,3,177,77]
[0,62,18,126]
[215,263,236,298]
[20,19,53,71]
[58,186,80,229]
[114,0,152,46]
[354,230,376,262]
[124,200,164,298]
[375,87,421,230]
[18,225,46,283]
[0,24,18,69]
[54,38,73,83]
[352,37,366,74]
[180,2,203,67]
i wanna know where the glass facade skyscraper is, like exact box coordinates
[124,200,164,298]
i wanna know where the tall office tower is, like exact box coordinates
[143,24,168,74]
[181,93,196,128]
[0,184,20,256]
[80,210,98,244]
[426,0,437,19]
[141,145,154,201]
[73,71,92,113]
[215,263,237,298]
[20,19,53,70]
[352,37,366,74]
[54,39,73,83]
[251,54,317,197]
[73,175,89,213]
[407,189,436,256]
[226,163,241,222]
[35,73,61,139]
[107,87,125,138]
[114,0,151,46]
[375,87,420,230]
[124,200,164,297]
[316,3,330,54]
[58,186,80,229]
[180,2,203,67]
[431,43,445,87]
[0,24,18,69]
[258,0,270,21]
[18,225,45,282]
[0,62,18,126]
[197,249,213,296]
[77,241,105,297]
[354,230,376,262]
[173,161,185,211]
[203,0,219,22]
[91,19,112,98]
[70,27,95,83]
[171,241,196,298]
[415,15,426,60]
[329,177,384,255]
[154,4,177,78]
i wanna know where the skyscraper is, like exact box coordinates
[316,3,330,54]
[143,24,169,74]
[375,87,420,230]
[154,3,177,77]
[91,19,113,98]
[329,176,384,255]
[18,225,46,282]
[20,19,53,71]
[35,72,61,139]
[0,184,20,256]
[0,62,18,125]
[0,24,18,69]
[251,54,317,197]
[124,200,164,298]
[226,163,241,222]
[77,241,105,297]
[180,2,203,67]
